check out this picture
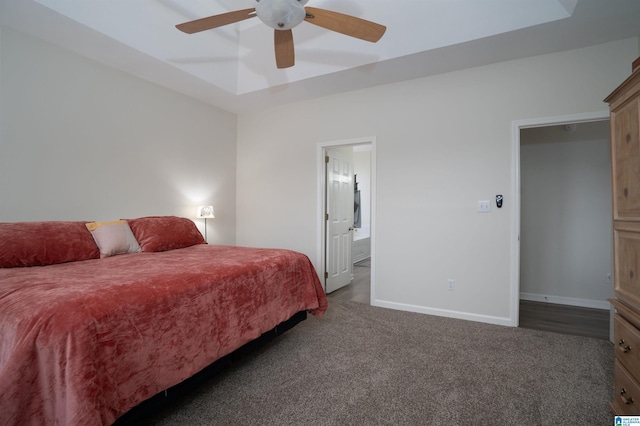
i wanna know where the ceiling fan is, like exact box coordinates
[176,0,386,69]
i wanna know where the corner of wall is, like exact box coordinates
[0,25,4,221]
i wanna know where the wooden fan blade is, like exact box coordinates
[274,29,295,69]
[176,8,256,34]
[304,7,386,43]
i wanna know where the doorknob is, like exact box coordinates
[349,227,354,231]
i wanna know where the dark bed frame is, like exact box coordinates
[114,310,307,425]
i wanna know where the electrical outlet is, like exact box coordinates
[448,279,455,291]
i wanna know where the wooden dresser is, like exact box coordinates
[606,60,640,416]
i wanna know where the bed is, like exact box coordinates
[0,216,328,426]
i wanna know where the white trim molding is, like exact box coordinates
[317,136,376,300]
[520,292,610,311]
[510,110,610,326]
[373,300,513,327]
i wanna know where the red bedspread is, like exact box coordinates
[0,245,327,425]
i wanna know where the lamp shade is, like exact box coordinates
[197,206,215,219]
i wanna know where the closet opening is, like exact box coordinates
[516,117,612,340]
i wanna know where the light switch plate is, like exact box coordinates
[477,200,491,213]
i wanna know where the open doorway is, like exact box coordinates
[515,116,613,339]
[318,137,375,305]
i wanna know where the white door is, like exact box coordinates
[325,148,354,293]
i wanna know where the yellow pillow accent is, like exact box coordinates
[85,219,123,232]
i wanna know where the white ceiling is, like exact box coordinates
[1,0,640,114]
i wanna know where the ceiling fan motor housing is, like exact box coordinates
[255,0,309,30]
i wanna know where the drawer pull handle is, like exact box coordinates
[619,339,632,353]
[620,388,634,405]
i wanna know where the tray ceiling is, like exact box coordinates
[1,0,640,113]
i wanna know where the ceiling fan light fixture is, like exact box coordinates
[177,1,386,69]
[255,0,306,30]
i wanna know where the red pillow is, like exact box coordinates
[0,221,100,267]
[127,216,205,252]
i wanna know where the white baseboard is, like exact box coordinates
[371,299,514,327]
[519,292,610,310]
[370,294,611,329]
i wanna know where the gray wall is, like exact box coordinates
[236,38,638,326]
[0,27,238,245]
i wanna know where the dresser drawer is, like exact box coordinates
[615,314,640,380]
[613,360,640,415]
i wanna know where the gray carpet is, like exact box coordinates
[139,299,614,425]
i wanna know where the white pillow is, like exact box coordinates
[85,220,141,258]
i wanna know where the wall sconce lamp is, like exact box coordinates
[197,205,215,242]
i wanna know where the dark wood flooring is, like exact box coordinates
[327,261,610,340]
[327,259,371,304]
[519,300,610,340]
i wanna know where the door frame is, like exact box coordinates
[317,136,376,302]
[510,111,609,327]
